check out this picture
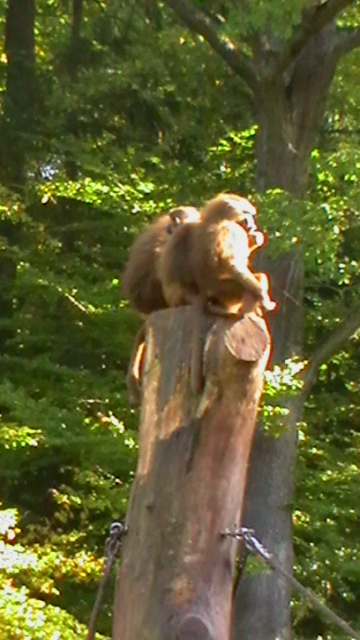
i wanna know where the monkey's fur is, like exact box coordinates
[122,206,201,403]
[159,193,276,393]
[160,194,275,314]
[122,206,201,314]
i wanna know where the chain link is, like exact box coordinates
[223,525,360,640]
[86,521,127,640]
[86,520,360,639]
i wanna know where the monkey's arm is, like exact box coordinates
[230,262,276,312]
[224,224,276,311]
[225,224,266,297]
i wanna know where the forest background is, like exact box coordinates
[0,0,360,638]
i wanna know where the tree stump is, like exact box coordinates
[113,306,271,640]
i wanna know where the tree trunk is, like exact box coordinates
[254,80,308,195]
[232,25,340,640]
[231,25,341,640]
[255,25,337,194]
[232,249,303,640]
[63,0,84,179]
[113,306,271,640]
[0,0,36,188]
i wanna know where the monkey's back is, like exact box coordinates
[193,220,249,308]
[159,223,199,306]
[122,219,168,314]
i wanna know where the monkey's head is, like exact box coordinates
[166,206,201,234]
[202,194,265,250]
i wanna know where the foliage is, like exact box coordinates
[0,0,359,637]
[261,358,305,437]
[294,345,360,638]
[0,507,105,639]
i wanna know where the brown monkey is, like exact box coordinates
[159,193,276,393]
[122,206,201,314]
[193,194,275,313]
[122,206,201,403]
[159,217,201,308]
[160,193,275,314]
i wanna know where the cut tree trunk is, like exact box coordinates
[113,306,271,640]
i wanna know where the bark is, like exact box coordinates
[234,26,343,639]
[255,24,338,194]
[232,249,303,640]
[113,306,271,640]
[302,305,360,396]
[0,0,36,188]
[163,0,259,93]
[69,0,84,80]
[64,0,84,179]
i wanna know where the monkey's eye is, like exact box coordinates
[242,212,257,234]
[166,223,174,234]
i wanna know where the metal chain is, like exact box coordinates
[86,521,127,640]
[222,526,360,640]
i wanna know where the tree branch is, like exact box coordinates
[334,25,360,56]
[302,306,360,396]
[163,0,260,94]
[275,0,356,75]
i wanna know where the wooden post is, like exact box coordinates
[113,306,271,640]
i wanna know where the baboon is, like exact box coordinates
[159,193,276,393]
[122,205,201,403]
[122,206,201,314]
[193,194,275,314]
[159,218,201,308]
[160,193,275,314]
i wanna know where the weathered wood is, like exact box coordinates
[113,306,271,640]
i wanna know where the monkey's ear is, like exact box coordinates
[224,314,269,362]
[167,209,182,229]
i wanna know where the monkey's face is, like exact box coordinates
[220,195,265,251]
[242,214,265,252]
[166,206,201,234]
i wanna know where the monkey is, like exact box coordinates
[193,195,276,315]
[121,205,201,403]
[158,193,276,393]
[160,193,275,314]
[159,216,201,308]
[122,206,201,314]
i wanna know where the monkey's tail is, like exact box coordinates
[126,324,146,405]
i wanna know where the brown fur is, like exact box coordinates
[122,206,201,403]
[159,193,276,393]
[122,206,201,314]
[160,220,200,307]
[160,193,275,314]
